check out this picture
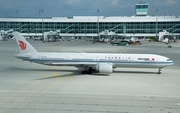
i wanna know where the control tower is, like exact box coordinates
[135,1,149,16]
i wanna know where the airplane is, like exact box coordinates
[13,32,174,74]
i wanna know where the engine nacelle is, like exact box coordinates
[98,63,113,74]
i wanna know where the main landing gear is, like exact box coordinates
[81,67,95,74]
[157,68,162,74]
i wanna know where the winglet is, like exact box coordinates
[13,32,37,53]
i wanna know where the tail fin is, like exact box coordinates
[13,32,37,53]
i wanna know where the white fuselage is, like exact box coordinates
[16,52,174,69]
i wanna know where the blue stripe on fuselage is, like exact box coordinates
[26,58,174,65]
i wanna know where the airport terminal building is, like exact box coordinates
[0,2,180,39]
[0,16,179,37]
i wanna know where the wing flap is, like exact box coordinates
[51,62,97,67]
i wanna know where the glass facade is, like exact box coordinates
[135,3,149,16]
[135,4,148,9]
[0,20,180,35]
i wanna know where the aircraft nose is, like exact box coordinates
[166,58,174,65]
[169,59,174,65]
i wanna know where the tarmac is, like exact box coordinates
[0,39,180,113]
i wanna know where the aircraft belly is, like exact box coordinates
[50,62,97,67]
[114,63,166,68]
[27,58,171,69]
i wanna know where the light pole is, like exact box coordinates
[16,10,18,18]
[39,11,41,18]
[156,8,158,41]
[40,9,44,42]
[97,9,100,41]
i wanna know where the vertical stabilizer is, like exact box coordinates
[13,32,37,53]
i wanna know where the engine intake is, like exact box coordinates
[98,63,113,74]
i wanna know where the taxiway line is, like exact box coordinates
[0,80,40,105]
[0,80,50,113]
[12,78,62,113]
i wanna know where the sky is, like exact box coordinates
[0,0,179,18]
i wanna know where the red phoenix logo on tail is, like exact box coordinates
[18,40,26,50]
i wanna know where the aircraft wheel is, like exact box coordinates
[157,68,162,74]
[88,70,92,74]
[81,71,86,74]
[81,70,92,74]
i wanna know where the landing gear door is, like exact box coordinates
[66,56,72,61]
[155,57,159,62]
[151,57,158,63]
[38,55,42,59]
[96,56,99,63]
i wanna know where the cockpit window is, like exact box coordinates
[167,59,171,61]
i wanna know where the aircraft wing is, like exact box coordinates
[51,62,97,67]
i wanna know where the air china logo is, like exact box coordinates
[18,40,26,50]
[138,58,156,61]
[152,58,155,61]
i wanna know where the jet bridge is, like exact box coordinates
[159,30,177,43]
[99,30,116,42]
[0,29,13,41]
[44,30,61,42]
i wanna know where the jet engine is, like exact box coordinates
[98,63,113,74]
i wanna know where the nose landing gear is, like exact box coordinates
[157,68,162,74]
